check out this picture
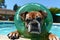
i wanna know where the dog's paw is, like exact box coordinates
[49,34,59,40]
[7,31,20,39]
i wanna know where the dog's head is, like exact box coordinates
[20,10,47,34]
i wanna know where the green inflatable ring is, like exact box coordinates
[14,3,53,38]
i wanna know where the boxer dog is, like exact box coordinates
[8,10,59,40]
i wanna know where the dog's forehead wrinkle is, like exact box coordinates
[25,11,43,19]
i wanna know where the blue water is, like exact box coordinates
[0,21,17,35]
[0,21,60,38]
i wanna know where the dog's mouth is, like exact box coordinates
[27,21,41,34]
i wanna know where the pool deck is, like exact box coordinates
[0,35,60,40]
[0,35,30,40]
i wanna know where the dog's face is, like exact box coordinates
[20,11,47,34]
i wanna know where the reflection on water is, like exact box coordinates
[0,21,60,37]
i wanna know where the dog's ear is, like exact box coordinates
[39,10,47,18]
[20,12,28,20]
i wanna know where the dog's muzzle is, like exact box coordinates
[27,20,41,34]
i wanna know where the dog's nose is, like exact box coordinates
[31,22,38,27]
[28,22,41,34]
[31,22,39,31]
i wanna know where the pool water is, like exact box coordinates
[0,21,16,35]
[0,21,60,38]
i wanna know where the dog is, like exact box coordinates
[8,10,59,40]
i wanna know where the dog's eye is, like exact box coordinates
[36,17,41,22]
[25,19,32,22]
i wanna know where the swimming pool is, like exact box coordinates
[0,21,60,38]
